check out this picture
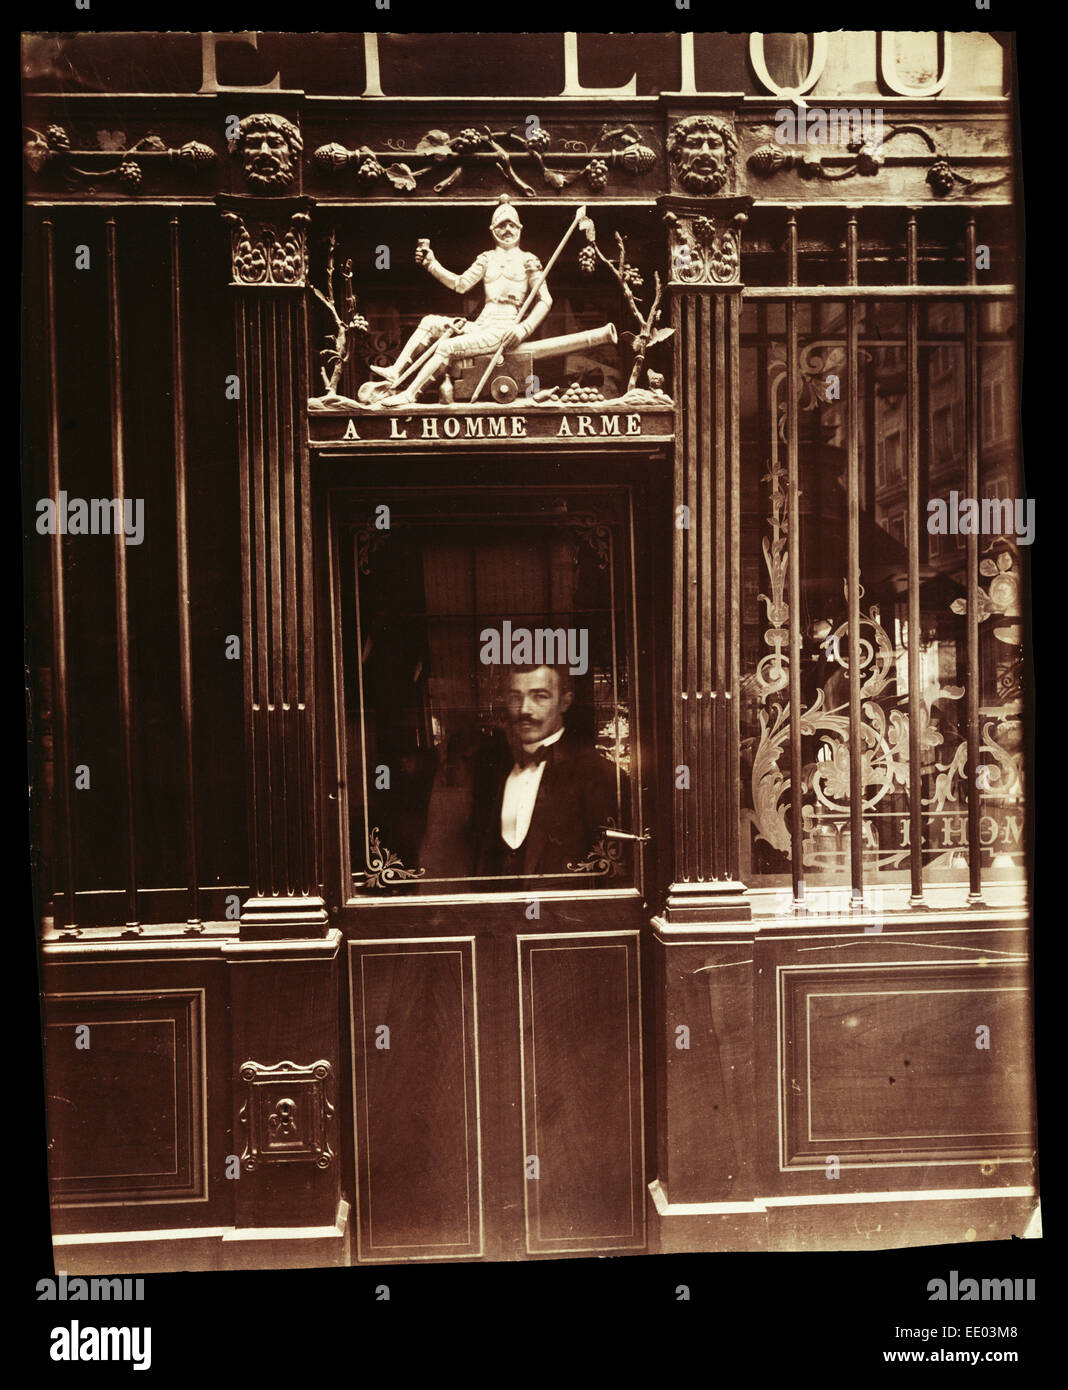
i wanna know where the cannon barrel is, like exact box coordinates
[526,323,618,362]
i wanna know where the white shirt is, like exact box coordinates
[500,727,564,850]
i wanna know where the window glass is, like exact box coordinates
[338,489,638,894]
[739,299,1024,896]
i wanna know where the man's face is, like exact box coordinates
[506,667,571,747]
[242,126,294,191]
[675,122,730,193]
[491,216,522,249]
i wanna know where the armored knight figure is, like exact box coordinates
[366,196,552,405]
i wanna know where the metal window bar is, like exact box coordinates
[766,205,1005,910]
[43,219,77,931]
[905,210,925,906]
[170,217,202,930]
[785,210,804,906]
[844,211,864,907]
[728,290,743,884]
[106,218,140,933]
[964,217,985,905]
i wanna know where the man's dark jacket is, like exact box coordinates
[471,728,621,882]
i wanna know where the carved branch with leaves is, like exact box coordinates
[577,218,673,392]
[311,230,369,395]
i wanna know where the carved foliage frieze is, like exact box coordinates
[23,123,215,193]
[312,120,657,198]
[238,1059,335,1170]
[746,124,1011,199]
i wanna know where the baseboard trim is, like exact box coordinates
[648,1181,1040,1253]
[649,1179,1037,1216]
[53,1201,351,1273]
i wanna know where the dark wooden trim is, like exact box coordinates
[713,295,728,876]
[231,236,327,935]
[663,275,750,918]
[671,292,686,884]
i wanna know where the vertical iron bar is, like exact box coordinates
[845,212,864,905]
[906,211,925,905]
[964,217,984,903]
[106,219,139,931]
[43,220,76,930]
[727,290,742,884]
[786,211,804,905]
[170,218,201,928]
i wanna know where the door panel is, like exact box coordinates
[324,466,662,1260]
[348,937,483,1261]
[518,930,645,1254]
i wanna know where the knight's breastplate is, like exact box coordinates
[482,251,529,309]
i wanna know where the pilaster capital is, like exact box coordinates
[216,193,315,288]
[658,194,755,290]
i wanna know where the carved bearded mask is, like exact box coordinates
[235,117,301,193]
[669,116,737,195]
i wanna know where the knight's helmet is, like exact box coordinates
[490,195,522,231]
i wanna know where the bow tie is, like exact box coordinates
[514,743,552,770]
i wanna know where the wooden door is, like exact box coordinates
[318,461,665,1260]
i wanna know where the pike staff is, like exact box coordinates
[468,204,588,404]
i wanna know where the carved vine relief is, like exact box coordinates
[313,120,657,197]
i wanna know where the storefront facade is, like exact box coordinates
[24,31,1034,1270]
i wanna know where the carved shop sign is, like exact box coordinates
[198,32,965,100]
[26,33,990,102]
[308,407,673,445]
[198,32,968,101]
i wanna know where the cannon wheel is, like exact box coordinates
[489,374,518,404]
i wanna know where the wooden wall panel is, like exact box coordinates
[348,937,482,1261]
[518,931,644,1254]
[652,929,757,1204]
[228,939,342,1229]
[751,921,1036,1198]
[44,988,205,1205]
[780,960,1033,1167]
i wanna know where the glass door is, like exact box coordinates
[323,474,660,1261]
